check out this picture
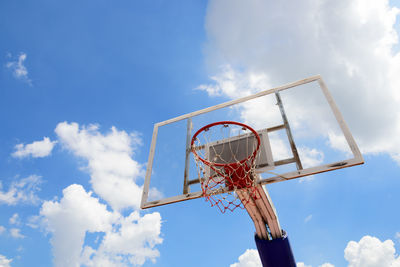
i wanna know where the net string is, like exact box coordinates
[192,123,261,213]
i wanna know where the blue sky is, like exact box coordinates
[1,1,400,267]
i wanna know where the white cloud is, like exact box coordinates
[395,232,400,241]
[0,226,5,235]
[38,122,164,266]
[0,175,42,205]
[12,137,57,158]
[268,132,292,160]
[55,122,144,211]
[0,254,12,267]
[298,147,324,182]
[81,211,163,266]
[197,64,271,98]
[10,228,25,239]
[26,215,41,229]
[41,184,116,267]
[304,214,313,223]
[40,184,162,267]
[298,147,324,169]
[297,263,312,267]
[202,0,400,164]
[148,187,164,201]
[327,131,352,155]
[230,249,262,267]
[6,52,32,85]
[9,213,21,225]
[319,264,335,267]
[344,235,400,267]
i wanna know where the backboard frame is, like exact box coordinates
[141,75,364,209]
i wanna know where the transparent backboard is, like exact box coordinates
[141,75,364,209]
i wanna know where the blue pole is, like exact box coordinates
[254,231,296,267]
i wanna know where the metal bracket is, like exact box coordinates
[275,91,303,170]
[238,182,282,240]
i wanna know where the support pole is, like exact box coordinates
[255,231,296,267]
[237,184,282,240]
[183,118,192,194]
[237,183,296,267]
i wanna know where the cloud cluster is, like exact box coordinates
[6,52,32,85]
[9,228,25,239]
[9,213,20,225]
[41,184,115,266]
[230,249,262,267]
[41,184,162,267]
[202,0,400,164]
[55,122,144,211]
[12,137,57,158]
[81,211,162,266]
[0,254,12,267]
[38,122,163,266]
[0,214,25,239]
[345,235,400,267]
[8,122,162,265]
[0,175,42,205]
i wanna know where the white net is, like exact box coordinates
[191,121,261,212]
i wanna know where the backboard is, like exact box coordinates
[141,75,364,209]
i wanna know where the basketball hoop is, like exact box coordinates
[191,121,261,212]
